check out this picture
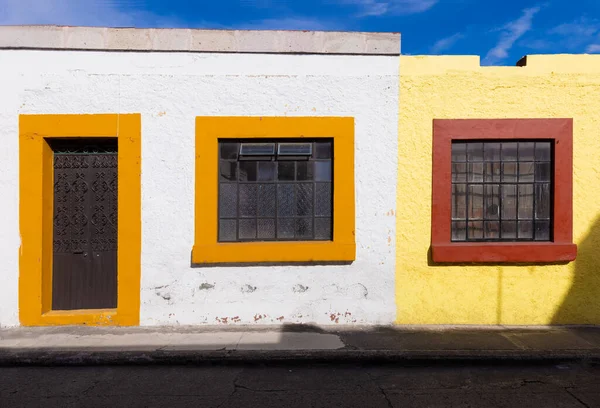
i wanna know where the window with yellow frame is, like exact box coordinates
[193,116,356,264]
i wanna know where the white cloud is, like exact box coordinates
[522,17,600,54]
[587,44,600,53]
[484,6,541,65]
[430,32,464,53]
[336,0,438,17]
[549,18,600,37]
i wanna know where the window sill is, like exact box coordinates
[431,242,577,264]
[192,241,356,264]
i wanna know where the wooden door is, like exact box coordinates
[51,142,118,310]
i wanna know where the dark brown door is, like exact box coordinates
[52,143,118,310]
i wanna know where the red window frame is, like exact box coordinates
[431,118,577,263]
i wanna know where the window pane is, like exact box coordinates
[452,143,467,162]
[484,143,501,161]
[484,162,501,182]
[452,163,467,182]
[519,142,535,161]
[535,142,551,161]
[535,162,551,182]
[484,185,500,219]
[469,221,484,239]
[518,184,534,219]
[519,162,535,182]
[219,184,237,218]
[468,185,483,220]
[277,218,295,239]
[296,218,313,239]
[278,143,312,156]
[535,221,550,241]
[220,161,237,181]
[315,218,332,240]
[315,141,332,159]
[535,184,551,219]
[219,220,237,242]
[296,184,313,216]
[502,162,517,182]
[239,184,257,217]
[452,184,467,219]
[468,163,484,182]
[278,162,295,181]
[315,161,332,181]
[257,219,276,239]
[258,162,276,181]
[485,221,500,239]
[501,184,517,220]
[239,219,257,240]
[258,184,276,217]
[296,161,314,181]
[239,161,257,181]
[220,142,238,160]
[502,142,518,161]
[240,143,275,156]
[501,221,517,239]
[316,183,332,217]
[451,221,466,241]
[277,184,295,217]
[467,143,483,162]
[518,221,533,239]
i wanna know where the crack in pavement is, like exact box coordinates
[565,387,591,408]
[367,370,394,408]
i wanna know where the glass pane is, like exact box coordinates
[518,221,533,239]
[485,221,500,239]
[315,141,332,159]
[239,184,257,217]
[258,162,276,181]
[501,184,517,220]
[468,221,484,239]
[296,161,314,181]
[518,184,534,219]
[484,185,500,219]
[239,161,257,181]
[219,220,237,242]
[502,162,517,182]
[484,162,501,182]
[278,162,295,181]
[468,185,483,220]
[277,184,295,216]
[220,161,237,181]
[277,218,295,239]
[535,184,551,219]
[296,218,313,239]
[501,221,517,239]
[535,162,551,182]
[239,219,257,240]
[519,162,535,182]
[315,183,332,217]
[258,184,276,217]
[451,221,466,241]
[257,219,276,239]
[296,184,313,216]
[452,163,467,182]
[219,184,237,218]
[484,143,501,161]
[278,143,312,156]
[467,143,483,162]
[519,142,535,161]
[220,142,238,160]
[315,218,332,240]
[452,143,466,162]
[239,143,275,156]
[468,163,484,182]
[315,161,332,181]
[535,142,551,161]
[452,184,467,219]
[501,142,518,161]
[535,221,550,241]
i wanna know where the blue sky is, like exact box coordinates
[1,0,600,65]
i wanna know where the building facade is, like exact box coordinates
[0,26,599,327]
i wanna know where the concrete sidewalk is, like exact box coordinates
[2,325,600,365]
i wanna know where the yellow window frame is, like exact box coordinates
[193,116,356,264]
[19,114,141,326]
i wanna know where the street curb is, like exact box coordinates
[2,349,600,366]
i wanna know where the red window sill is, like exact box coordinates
[431,242,577,263]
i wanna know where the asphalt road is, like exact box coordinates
[1,362,599,407]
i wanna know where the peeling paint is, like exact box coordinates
[241,284,257,293]
[292,284,309,293]
[198,283,215,290]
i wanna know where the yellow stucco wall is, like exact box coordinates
[397,54,600,325]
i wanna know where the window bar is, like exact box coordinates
[499,143,503,240]
[532,142,537,241]
[515,143,520,240]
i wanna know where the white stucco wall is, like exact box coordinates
[0,50,398,326]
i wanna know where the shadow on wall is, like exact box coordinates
[553,215,600,324]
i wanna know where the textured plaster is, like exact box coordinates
[397,54,600,325]
[0,50,398,326]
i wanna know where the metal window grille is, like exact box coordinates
[451,141,553,242]
[218,139,333,242]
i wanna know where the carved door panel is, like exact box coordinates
[52,151,118,310]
